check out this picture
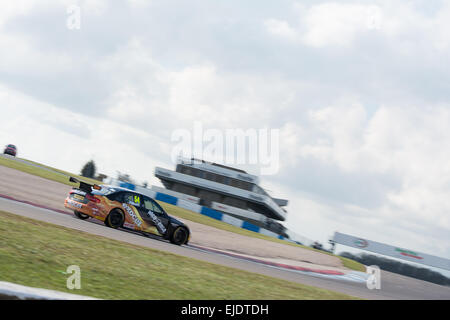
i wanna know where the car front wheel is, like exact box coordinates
[170,227,188,245]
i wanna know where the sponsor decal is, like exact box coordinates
[123,204,143,227]
[354,238,369,248]
[123,222,135,229]
[395,248,423,260]
[68,200,83,209]
[147,210,167,235]
[73,194,85,201]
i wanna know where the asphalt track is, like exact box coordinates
[1,197,450,300]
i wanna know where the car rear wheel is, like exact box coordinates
[74,211,89,220]
[170,227,188,245]
[105,209,124,229]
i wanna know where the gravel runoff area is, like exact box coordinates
[0,165,344,269]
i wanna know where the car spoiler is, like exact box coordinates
[69,177,102,193]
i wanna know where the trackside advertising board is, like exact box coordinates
[333,232,450,271]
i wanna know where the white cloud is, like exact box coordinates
[0,84,167,185]
[0,1,40,28]
[264,1,450,53]
[275,101,450,258]
[80,0,109,15]
[264,18,297,41]
[300,2,372,47]
[127,0,152,9]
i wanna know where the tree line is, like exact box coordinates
[80,160,148,187]
[80,160,106,181]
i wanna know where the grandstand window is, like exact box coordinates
[194,169,205,178]
[230,179,240,188]
[214,174,224,184]
[205,172,214,181]
[239,180,252,190]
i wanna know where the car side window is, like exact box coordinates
[107,191,123,202]
[143,196,165,216]
[124,193,142,207]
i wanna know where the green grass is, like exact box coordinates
[0,156,366,272]
[338,256,367,272]
[0,211,358,300]
[0,156,101,186]
[22,158,103,186]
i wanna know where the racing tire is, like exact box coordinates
[170,227,188,245]
[105,209,124,229]
[74,211,89,220]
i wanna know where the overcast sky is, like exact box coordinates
[0,0,449,273]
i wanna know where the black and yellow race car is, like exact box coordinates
[64,177,190,245]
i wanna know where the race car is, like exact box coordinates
[3,144,17,156]
[64,177,190,245]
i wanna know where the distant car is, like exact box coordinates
[64,177,191,245]
[3,144,17,156]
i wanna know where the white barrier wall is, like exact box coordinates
[333,232,450,271]
[176,198,203,212]
[151,185,200,204]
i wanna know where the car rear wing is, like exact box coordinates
[69,177,102,194]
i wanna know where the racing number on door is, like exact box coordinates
[125,193,141,207]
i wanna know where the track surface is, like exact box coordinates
[1,197,450,299]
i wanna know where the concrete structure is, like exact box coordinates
[155,158,289,237]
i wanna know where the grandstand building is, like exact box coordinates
[154,158,289,237]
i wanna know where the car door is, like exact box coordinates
[120,192,146,228]
[141,196,169,236]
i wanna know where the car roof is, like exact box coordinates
[104,185,132,192]
[94,185,131,193]
[99,185,150,195]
